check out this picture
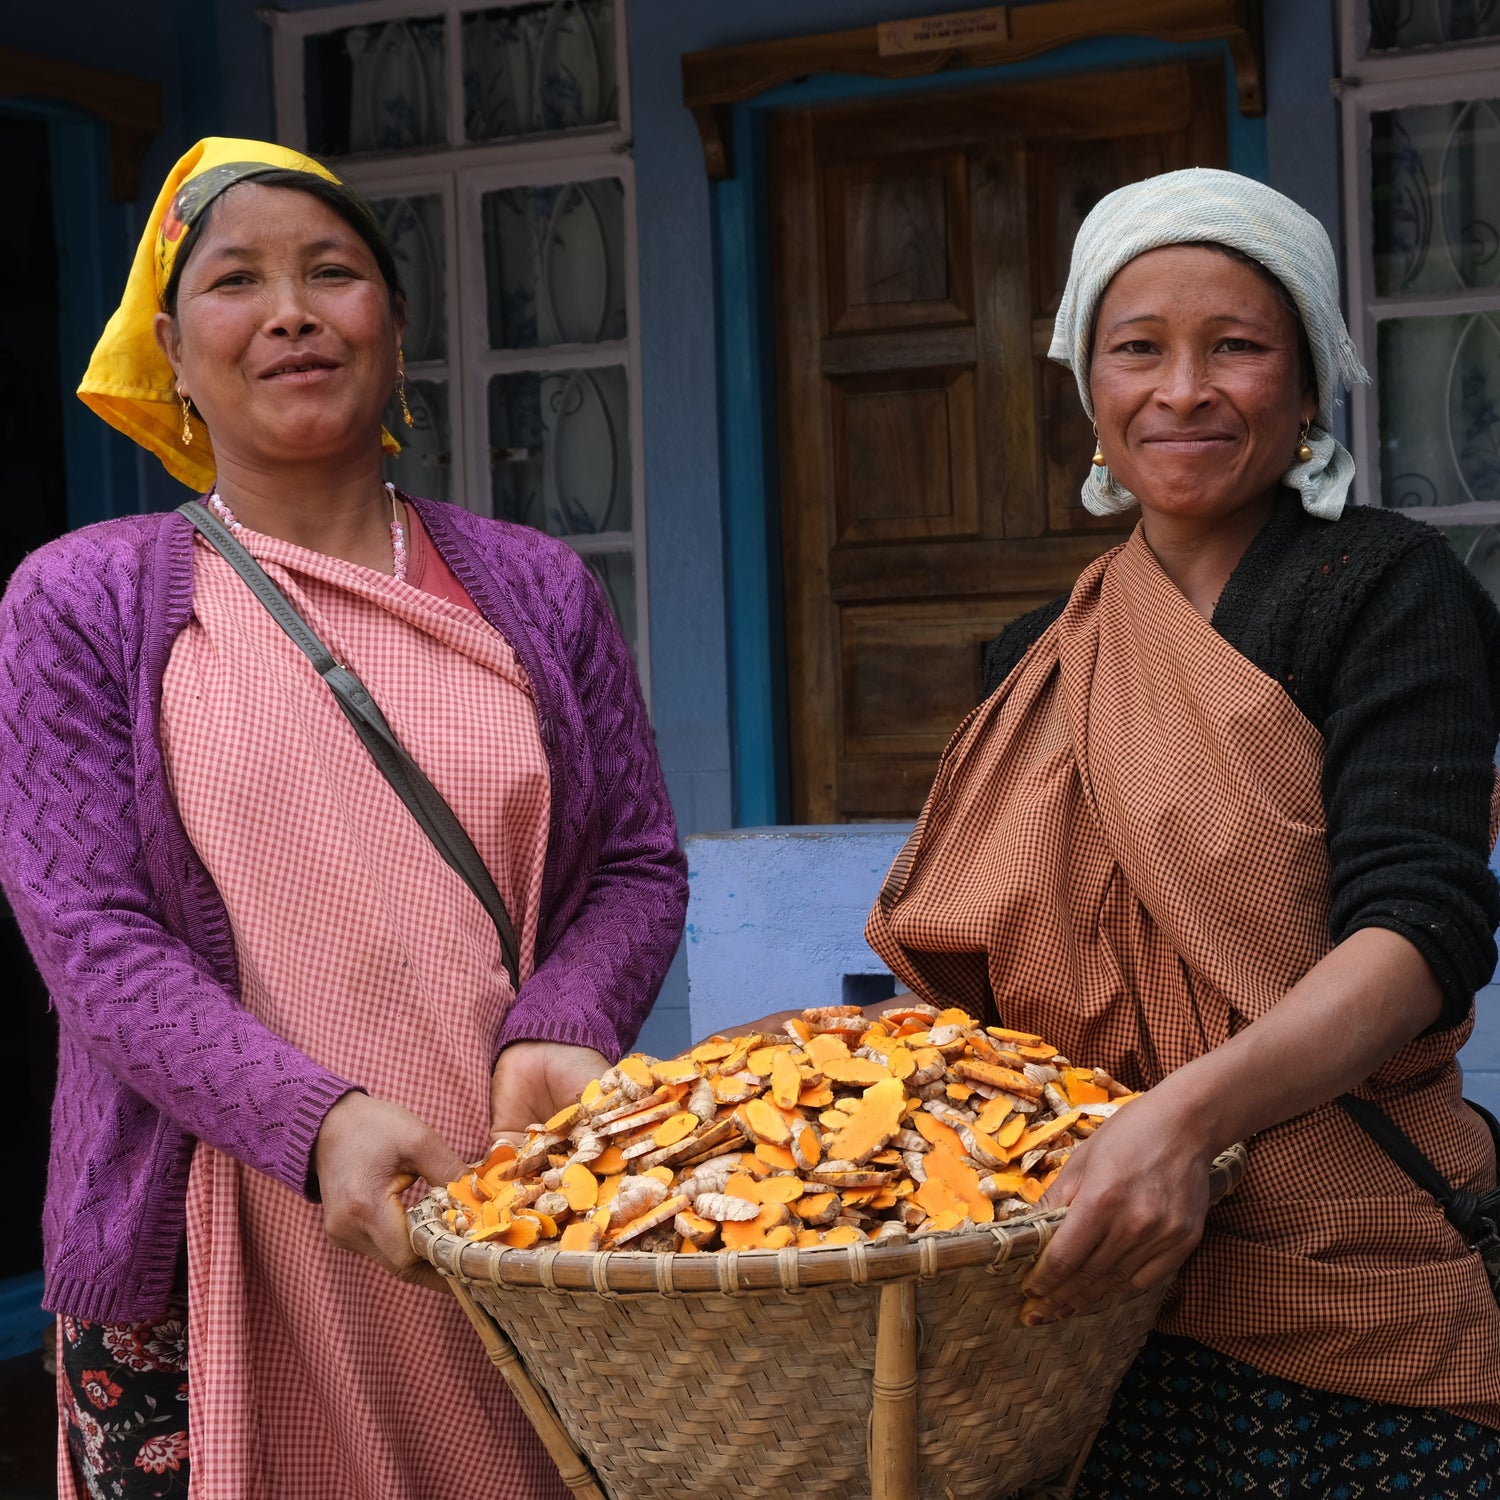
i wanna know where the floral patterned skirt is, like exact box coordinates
[1077,1331,1499,1498]
[58,1301,189,1498]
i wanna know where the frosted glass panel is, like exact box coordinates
[369,194,447,361]
[488,368,630,535]
[585,552,636,661]
[1370,0,1500,49]
[481,179,627,349]
[1372,99,1500,295]
[463,0,618,142]
[384,378,452,503]
[305,20,447,156]
[1377,312,1500,506]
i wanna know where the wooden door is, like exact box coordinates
[771,61,1227,822]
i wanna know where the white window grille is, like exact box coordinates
[267,0,649,699]
[1338,0,1500,592]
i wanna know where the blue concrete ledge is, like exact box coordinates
[684,825,910,1039]
[0,1271,49,1363]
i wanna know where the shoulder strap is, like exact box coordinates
[177,501,521,990]
[1335,1091,1489,1245]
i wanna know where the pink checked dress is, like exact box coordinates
[155,515,568,1500]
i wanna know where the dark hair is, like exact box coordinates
[161,168,405,317]
[1176,240,1317,395]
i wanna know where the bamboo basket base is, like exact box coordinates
[441,1242,1160,1499]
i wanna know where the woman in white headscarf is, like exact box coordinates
[866,169,1500,1491]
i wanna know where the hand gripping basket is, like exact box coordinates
[409,1144,1245,1500]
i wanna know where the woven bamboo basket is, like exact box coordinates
[410,1143,1245,1500]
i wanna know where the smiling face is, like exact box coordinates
[1088,244,1318,534]
[154,182,402,475]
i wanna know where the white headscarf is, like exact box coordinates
[1049,168,1369,520]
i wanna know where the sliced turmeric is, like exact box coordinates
[441,1005,1136,1252]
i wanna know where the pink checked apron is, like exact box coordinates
[156,524,566,1500]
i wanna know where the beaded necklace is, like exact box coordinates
[205,482,408,583]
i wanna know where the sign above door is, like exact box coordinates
[877,6,1011,57]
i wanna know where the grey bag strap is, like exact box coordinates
[178,501,521,990]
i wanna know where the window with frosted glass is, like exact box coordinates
[1369,0,1500,50]
[385,379,453,503]
[488,369,630,535]
[480,179,626,349]
[1377,314,1500,508]
[369,194,448,361]
[1372,98,1500,296]
[462,0,618,143]
[304,19,448,156]
[1371,96,1500,510]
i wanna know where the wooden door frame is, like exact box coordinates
[702,39,1271,827]
[683,0,1265,180]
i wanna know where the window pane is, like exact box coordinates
[369,194,447,362]
[462,0,618,143]
[584,551,637,661]
[1372,98,1500,295]
[1370,0,1500,50]
[384,378,452,503]
[480,179,627,349]
[1377,311,1500,506]
[488,368,631,535]
[305,19,447,157]
[1448,524,1500,604]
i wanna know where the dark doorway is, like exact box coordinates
[0,110,68,1288]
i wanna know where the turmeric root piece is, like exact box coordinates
[694,1192,762,1223]
[819,1226,867,1246]
[742,1098,792,1147]
[608,1193,691,1247]
[674,1210,720,1250]
[560,1220,602,1252]
[607,1175,669,1228]
[911,1109,967,1158]
[821,1058,892,1088]
[754,1142,799,1173]
[824,1076,906,1165]
[1018,1110,1081,1155]
[652,1111,699,1148]
[771,1050,803,1111]
[951,1060,1044,1100]
[789,1118,823,1172]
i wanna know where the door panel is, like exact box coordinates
[771,61,1228,822]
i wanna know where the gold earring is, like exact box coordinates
[1091,423,1106,468]
[396,355,414,428]
[178,392,194,447]
[1296,421,1313,463]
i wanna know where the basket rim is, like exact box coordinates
[410,1143,1247,1296]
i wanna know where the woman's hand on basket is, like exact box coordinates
[313,1091,467,1292]
[1019,1092,1214,1326]
[489,1040,611,1142]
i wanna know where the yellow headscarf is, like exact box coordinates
[78,137,400,491]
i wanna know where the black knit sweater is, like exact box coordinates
[980,495,1500,1025]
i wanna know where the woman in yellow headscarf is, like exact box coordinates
[1,139,686,1498]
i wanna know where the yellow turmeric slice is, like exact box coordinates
[770,1050,802,1111]
[559,1220,601,1252]
[742,1098,792,1146]
[652,1111,699,1148]
[824,1076,905,1165]
[561,1163,598,1213]
[822,1058,892,1087]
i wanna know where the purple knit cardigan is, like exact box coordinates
[0,496,687,1323]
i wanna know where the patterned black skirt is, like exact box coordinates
[1076,1332,1498,1498]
